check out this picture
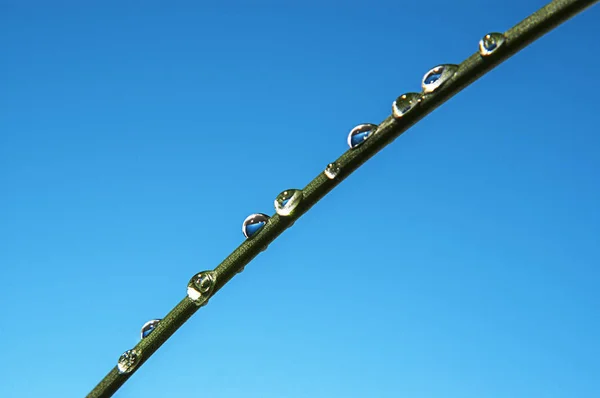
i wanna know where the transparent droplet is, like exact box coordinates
[274,189,303,216]
[242,213,270,238]
[479,32,506,57]
[140,319,161,339]
[187,270,216,306]
[347,123,378,149]
[117,349,141,374]
[324,162,340,180]
[392,93,422,119]
[421,64,458,94]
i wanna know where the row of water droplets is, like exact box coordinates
[116,190,307,373]
[330,32,506,182]
[116,31,507,376]
[115,319,162,373]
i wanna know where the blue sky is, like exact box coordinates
[1,1,599,397]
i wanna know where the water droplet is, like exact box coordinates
[479,32,505,56]
[347,123,377,149]
[421,64,458,94]
[187,271,216,306]
[274,189,303,216]
[140,319,161,339]
[324,162,340,179]
[392,93,422,119]
[117,349,141,374]
[242,213,270,238]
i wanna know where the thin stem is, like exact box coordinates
[87,0,599,396]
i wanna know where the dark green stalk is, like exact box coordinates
[87,1,598,396]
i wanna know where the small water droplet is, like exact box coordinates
[479,32,505,56]
[421,64,458,94]
[242,213,270,238]
[187,271,216,306]
[392,93,422,119]
[274,189,303,216]
[347,123,377,149]
[140,319,161,339]
[324,162,340,179]
[117,349,141,374]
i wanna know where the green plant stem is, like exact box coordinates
[87,0,598,396]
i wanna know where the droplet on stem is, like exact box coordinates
[324,162,340,179]
[479,32,506,57]
[242,213,270,238]
[421,64,458,94]
[347,123,378,149]
[140,319,161,339]
[187,271,216,306]
[392,93,422,119]
[117,349,141,374]
[274,189,303,216]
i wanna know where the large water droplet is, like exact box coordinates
[187,271,216,306]
[324,162,340,180]
[479,32,505,57]
[117,349,141,374]
[274,189,303,216]
[242,213,270,238]
[347,123,377,149]
[140,319,161,339]
[421,64,458,94]
[392,93,422,119]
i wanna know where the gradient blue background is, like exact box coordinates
[1,1,599,397]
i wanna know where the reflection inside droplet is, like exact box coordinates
[242,213,270,238]
[479,32,506,56]
[347,123,378,149]
[140,319,161,339]
[274,189,303,216]
[424,72,441,85]
[187,271,216,306]
[324,162,340,179]
[421,64,458,94]
[117,349,141,374]
[392,93,421,119]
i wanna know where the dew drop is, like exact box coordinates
[392,93,422,119]
[140,319,161,339]
[479,32,505,57]
[324,162,340,180]
[274,189,303,216]
[242,213,270,238]
[187,270,216,306]
[421,64,458,94]
[117,349,141,374]
[347,123,378,149]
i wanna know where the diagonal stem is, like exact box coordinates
[86,0,599,396]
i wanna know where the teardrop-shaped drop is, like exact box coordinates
[392,93,422,119]
[117,349,141,374]
[274,189,303,216]
[140,319,161,339]
[421,64,458,94]
[347,123,378,149]
[324,162,340,179]
[187,270,217,306]
[242,213,270,238]
[479,32,505,56]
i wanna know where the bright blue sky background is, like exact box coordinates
[1,1,599,397]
